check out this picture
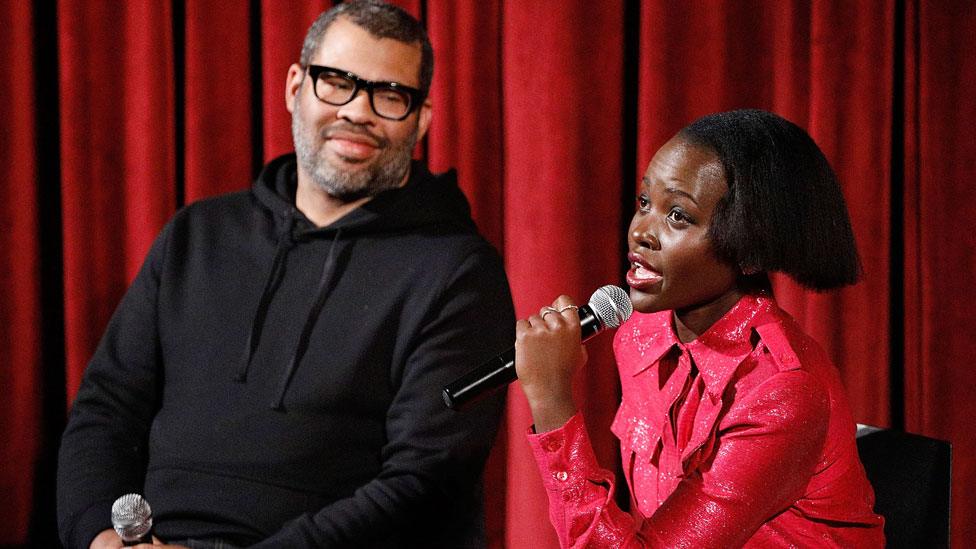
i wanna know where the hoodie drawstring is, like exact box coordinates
[236,210,297,382]
[271,229,346,410]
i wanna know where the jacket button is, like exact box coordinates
[553,471,569,482]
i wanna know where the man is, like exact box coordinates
[56,2,514,547]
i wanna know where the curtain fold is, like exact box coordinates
[1,2,41,542]
[426,0,505,251]
[905,3,976,541]
[260,0,333,163]
[184,1,254,202]
[775,0,895,426]
[2,1,974,546]
[500,2,626,546]
[57,0,178,404]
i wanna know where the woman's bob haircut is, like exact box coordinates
[678,109,862,291]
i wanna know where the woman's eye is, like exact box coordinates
[636,194,650,211]
[666,207,692,224]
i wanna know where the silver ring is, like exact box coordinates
[542,305,578,320]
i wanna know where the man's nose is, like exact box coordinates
[336,89,375,124]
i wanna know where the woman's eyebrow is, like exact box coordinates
[643,177,699,206]
[664,185,699,205]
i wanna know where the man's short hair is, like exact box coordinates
[679,109,863,291]
[300,0,434,101]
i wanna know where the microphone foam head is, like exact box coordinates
[111,493,152,542]
[588,285,633,328]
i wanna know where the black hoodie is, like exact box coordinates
[57,154,515,548]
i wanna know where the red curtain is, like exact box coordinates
[498,4,627,546]
[636,1,896,428]
[184,1,253,202]
[904,2,976,544]
[57,1,179,406]
[2,1,974,546]
[1,2,42,543]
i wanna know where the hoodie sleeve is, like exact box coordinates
[56,222,170,549]
[250,243,515,548]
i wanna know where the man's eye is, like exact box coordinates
[323,76,353,90]
[376,91,408,106]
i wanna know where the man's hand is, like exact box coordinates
[131,541,190,549]
[90,529,123,549]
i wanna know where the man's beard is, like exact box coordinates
[292,95,418,202]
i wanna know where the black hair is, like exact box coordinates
[678,109,862,290]
[300,0,434,101]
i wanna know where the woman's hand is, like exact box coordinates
[515,295,588,432]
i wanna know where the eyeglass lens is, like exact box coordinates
[314,71,412,120]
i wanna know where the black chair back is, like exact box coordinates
[856,425,951,548]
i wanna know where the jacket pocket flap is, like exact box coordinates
[611,400,662,460]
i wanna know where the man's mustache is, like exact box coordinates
[322,122,389,148]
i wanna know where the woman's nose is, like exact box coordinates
[631,224,660,250]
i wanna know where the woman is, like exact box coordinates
[515,110,885,547]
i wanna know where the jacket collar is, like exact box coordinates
[616,293,775,400]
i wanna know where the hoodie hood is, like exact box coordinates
[251,153,477,237]
[240,153,479,408]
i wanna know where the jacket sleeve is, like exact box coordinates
[250,244,515,548]
[528,413,638,547]
[528,371,830,548]
[56,223,171,549]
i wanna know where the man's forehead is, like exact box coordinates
[313,17,423,84]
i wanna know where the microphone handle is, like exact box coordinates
[442,305,602,409]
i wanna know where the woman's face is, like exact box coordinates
[626,136,741,339]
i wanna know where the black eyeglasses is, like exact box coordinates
[305,64,423,121]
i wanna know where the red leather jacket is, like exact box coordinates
[528,294,884,547]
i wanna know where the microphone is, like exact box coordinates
[111,493,153,546]
[442,285,633,409]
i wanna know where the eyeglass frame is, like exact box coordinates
[304,64,424,121]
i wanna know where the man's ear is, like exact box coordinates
[416,99,433,142]
[285,63,305,114]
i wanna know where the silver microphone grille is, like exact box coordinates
[588,285,633,329]
[111,493,152,542]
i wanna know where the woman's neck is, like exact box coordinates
[673,289,745,343]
